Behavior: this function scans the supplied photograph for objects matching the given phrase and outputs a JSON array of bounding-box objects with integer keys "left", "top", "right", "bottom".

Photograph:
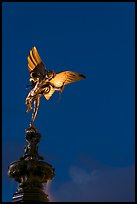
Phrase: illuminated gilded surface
[{"left": 26, "top": 46, "right": 86, "bottom": 127}]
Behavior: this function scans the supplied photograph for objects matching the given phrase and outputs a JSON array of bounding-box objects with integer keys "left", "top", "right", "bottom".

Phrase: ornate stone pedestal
[{"left": 8, "top": 127, "right": 55, "bottom": 202}]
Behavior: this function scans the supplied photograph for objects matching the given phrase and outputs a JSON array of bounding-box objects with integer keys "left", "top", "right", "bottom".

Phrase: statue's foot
[{"left": 29, "top": 122, "right": 38, "bottom": 132}]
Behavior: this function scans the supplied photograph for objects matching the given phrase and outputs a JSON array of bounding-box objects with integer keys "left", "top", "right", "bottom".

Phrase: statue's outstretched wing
[
  {"left": 44, "top": 71, "right": 86, "bottom": 100},
  {"left": 27, "top": 46, "right": 46, "bottom": 82}
]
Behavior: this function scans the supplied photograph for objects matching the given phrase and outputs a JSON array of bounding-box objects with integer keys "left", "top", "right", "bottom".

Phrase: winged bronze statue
[{"left": 25, "top": 46, "right": 86, "bottom": 128}]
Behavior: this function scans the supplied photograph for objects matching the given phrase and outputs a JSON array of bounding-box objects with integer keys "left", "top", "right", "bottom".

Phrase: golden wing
[
  {"left": 50, "top": 71, "right": 86, "bottom": 87},
  {"left": 43, "top": 71, "right": 86, "bottom": 100},
  {"left": 27, "top": 46, "right": 46, "bottom": 81}
]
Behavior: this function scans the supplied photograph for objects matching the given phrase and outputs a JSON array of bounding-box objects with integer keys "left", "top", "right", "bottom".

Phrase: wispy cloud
[
  {"left": 50, "top": 164, "right": 135, "bottom": 202},
  {"left": 69, "top": 166, "right": 98, "bottom": 184}
]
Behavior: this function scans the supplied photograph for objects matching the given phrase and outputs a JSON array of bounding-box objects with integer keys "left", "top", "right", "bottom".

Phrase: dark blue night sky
[{"left": 2, "top": 2, "right": 135, "bottom": 202}]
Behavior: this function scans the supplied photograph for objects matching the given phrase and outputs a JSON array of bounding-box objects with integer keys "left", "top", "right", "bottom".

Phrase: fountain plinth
[{"left": 8, "top": 127, "right": 55, "bottom": 202}]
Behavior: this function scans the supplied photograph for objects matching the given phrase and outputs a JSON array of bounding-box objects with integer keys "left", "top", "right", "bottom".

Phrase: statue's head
[{"left": 47, "top": 70, "right": 56, "bottom": 80}]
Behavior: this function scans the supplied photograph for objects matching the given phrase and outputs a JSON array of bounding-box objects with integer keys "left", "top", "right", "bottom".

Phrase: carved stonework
[
  {"left": 21, "top": 126, "right": 44, "bottom": 161},
  {"left": 8, "top": 127, "right": 55, "bottom": 202}
]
